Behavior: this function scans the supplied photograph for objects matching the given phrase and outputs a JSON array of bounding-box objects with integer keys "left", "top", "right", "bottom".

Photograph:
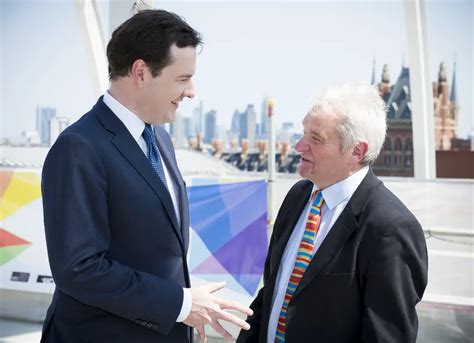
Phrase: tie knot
[
  {"left": 143, "top": 124, "right": 154, "bottom": 143},
  {"left": 312, "top": 190, "right": 324, "bottom": 209}
]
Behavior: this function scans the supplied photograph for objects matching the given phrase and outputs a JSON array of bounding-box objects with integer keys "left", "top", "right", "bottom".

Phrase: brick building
[{"left": 372, "top": 62, "right": 460, "bottom": 177}]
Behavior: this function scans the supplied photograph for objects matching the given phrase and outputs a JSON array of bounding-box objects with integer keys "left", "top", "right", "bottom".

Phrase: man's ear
[
  {"left": 352, "top": 141, "right": 369, "bottom": 163},
  {"left": 130, "top": 59, "right": 148, "bottom": 87}
]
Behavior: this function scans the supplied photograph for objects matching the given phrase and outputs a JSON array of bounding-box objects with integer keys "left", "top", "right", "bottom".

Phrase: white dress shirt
[
  {"left": 267, "top": 166, "right": 369, "bottom": 343},
  {"left": 103, "top": 91, "right": 191, "bottom": 322}
]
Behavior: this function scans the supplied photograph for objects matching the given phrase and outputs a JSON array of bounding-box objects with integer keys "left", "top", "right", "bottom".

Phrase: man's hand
[{"left": 183, "top": 281, "right": 253, "bottom": 342}]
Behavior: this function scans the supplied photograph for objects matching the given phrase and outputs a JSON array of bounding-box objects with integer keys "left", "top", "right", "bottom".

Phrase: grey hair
[{"left": 308, "top": 82, "right": 387, "bottom": 165}]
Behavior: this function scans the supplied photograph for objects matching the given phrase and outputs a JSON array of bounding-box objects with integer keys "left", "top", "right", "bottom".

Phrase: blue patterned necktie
[{"left": 142, "top": 124, "right": 167, "bottom": 187}]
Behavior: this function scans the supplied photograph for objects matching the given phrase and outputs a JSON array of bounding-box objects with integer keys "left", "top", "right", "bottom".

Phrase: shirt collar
[
  {"left": 311, "top": 166, "right": 369, "bottom": 210},
  {"left": 103, "top": 91, "right": 146, "bottom": 143}
]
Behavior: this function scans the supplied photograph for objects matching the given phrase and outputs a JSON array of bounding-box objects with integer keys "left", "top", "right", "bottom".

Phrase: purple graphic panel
[{"left": 188, "top": 180, "right": 268, "bottom": 295}]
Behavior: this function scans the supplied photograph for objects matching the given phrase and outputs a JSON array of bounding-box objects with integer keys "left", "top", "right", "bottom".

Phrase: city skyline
[
  {"left": 1, "top": 61, "right": 466, "bottom": 149},
  {"left": 1, "top": 0, "right": 472, "bottom": 139}
]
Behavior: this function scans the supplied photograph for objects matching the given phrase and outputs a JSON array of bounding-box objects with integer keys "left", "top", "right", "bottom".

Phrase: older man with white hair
[{"left": 238, "top": 82, "right": 428, "bottom": 343}]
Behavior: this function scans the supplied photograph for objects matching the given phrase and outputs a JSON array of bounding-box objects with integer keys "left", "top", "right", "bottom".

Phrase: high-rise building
[
  {"left": 215, "top": 125, "right": 226, "bottom": 141},
  {"left": 370, "top": 59, "right": 376, "bottom": 86},
  {"left": 36, "top": 106, "right": 56, "bottom": 145},
  {"left": 21, "top": 130, "right": 41, "bottom": 146},
  {"left": 193, "top": 101, "right": 204, "bottom": 136},
  {"left": 278, "top": 122, "right": 295, "bottom": 144},
  {"left": 260, "top": 97, "right": 269, "bottom": 138},
  {"left": 204, "top": 110, "right": 217, "bottom": 144},
  {"left": 282, "top": 122, "right": 294, "bottom": 131},
  {"left": 231, "top": 110, "right": 241, "bottom": 134},
  {"left": 183, "top": 117, "right": 194, "bottom": 140},
  {"left": 173, "top": 112, "right": 185, "bottom": 148},
  {"left": 50, "top": 116, "right": 70, "bottom": 146},
  {"left": 239, "top": 104, "right": 256, "bottom": 147}
]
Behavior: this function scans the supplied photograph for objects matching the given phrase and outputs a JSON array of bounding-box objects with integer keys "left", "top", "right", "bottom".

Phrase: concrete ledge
[
  {"left": 424, "top": 228, "right": 474, "bottom": 237},
  {"left": 0, "top": 289, "right": 51, "bottom": 322}
]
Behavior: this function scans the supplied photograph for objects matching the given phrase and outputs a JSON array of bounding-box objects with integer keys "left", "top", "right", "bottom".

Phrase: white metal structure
[
  {"left": 81, "top": 0, "right": 108, "bottom": 93},
  {"left": 267, "top": 99, "right": 276, "bottom": 226},
  {"left": 404, "top": 0, "right": 436, "bottom": 179},
  {"left": 80, "top": 0, "right": 156, "bottom": 93}
]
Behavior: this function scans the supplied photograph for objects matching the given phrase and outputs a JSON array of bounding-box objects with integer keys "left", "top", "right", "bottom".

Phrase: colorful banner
[
  {"left": 188, "top": 180, "right": 268, "bottom": 296},
  {"left": 0, "top": 171, "right": 54, "bottom": 293},
  {"left": 0, "top": 170, "right": 268, "bottom": 300}
]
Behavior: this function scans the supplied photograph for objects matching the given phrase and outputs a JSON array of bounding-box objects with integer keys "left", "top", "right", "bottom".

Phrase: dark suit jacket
[
  {"left": 41, "top": 97, "right": 192, "bottom": 342},
  {"left": 237, "top": 170, "right": 428, "bottom": 343}
]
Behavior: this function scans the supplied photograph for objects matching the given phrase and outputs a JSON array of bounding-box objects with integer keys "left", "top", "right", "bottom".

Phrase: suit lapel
[
  {"left": 263, "top": 180, "right": 313, "bottom": 309},
  {"left": 293, "top": 204, "right": 358, "bottom": 297},
  {"left": 153, "top": 127, "right": 183, "bottom": 189},
  {"left": 93, "top": 98, "right": 183, "bottom": 247},
  {"left": 294, "top": 169, "right": 381, "bottom": 298},
  {"left": 270, "top": 181, "right": 313, "bottom": 277},
  {"left": 153, "top": 126, "right": 189, "bottom": 248},
  {"left": 259, "top": 180, "right": 313, "bottom": 340}
]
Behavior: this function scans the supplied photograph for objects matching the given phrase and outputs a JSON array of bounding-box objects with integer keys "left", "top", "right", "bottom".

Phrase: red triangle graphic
[{"left": 0, "top": 228, "right": 31, "bottom": 247}]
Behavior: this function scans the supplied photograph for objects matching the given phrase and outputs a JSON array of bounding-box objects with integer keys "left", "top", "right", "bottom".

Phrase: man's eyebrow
[
  {"left": 177, "top": 74, "right": 193, "bottom": 79},
  {"left": 310, "top": 130, "right": 326, "bottom": 140},
  {"left": 309, "top": 129, "right": 321, "bottom": 136}
]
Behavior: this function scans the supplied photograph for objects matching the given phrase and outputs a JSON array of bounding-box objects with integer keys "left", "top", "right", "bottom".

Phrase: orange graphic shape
[{"left": 0, "top": 171, "right": 14, "bottom": 199}]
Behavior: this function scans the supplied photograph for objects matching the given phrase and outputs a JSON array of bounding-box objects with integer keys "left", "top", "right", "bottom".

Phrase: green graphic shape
[{"left": 0, "top": 244, "right": 31, "bottom": 266}]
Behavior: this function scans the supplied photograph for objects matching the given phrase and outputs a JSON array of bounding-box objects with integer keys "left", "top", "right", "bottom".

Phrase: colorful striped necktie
[{"left": 275, "top": 190, "right": 324, "bottom": 343}]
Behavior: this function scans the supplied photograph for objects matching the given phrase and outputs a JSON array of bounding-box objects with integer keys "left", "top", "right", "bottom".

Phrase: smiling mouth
[{"left": 301, "top": 156, "right": 313, "bottom": 163}]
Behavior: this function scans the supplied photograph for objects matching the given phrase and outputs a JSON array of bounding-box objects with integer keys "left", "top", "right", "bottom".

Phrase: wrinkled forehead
[
  {"left": 302, "top": 106, "right": 340, "bottom": 127},
  {"left": 302, "top": 110, "right": 343, "bottom": 141}
]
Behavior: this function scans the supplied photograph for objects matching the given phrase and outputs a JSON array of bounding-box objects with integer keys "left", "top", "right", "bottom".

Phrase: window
[{"left": 394, "top": 138, "right": 403, "bottom": 151}]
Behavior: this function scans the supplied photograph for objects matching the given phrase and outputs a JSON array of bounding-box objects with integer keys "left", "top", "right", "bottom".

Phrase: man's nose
[
  {"left": 295, "top": 137, "right": 308, "bottom": 152},
  {"left": 184, "top": 80, "right": 195, "bottom": 99}
]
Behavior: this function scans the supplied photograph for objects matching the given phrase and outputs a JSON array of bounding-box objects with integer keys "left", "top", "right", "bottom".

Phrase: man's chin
[
  {"left": 298, "top": 167, "right": 309, "bottom": 180},
  {"left": 167, "top": 110, "right": 177, "bottom": 122},
  {"left": 298, "top": 168, "right": 318, "bottom": 184},
  {"left": 155, "top": 111, "right": 176, "bottom": 124}
]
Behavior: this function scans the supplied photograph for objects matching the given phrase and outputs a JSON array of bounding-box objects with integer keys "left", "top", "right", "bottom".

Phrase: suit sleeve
[
  {"left": 361, "top": 215, "right": 428, "bottom": 342},
  {"left": 42, "top": 133, "right": 182, "bottom": 334}
]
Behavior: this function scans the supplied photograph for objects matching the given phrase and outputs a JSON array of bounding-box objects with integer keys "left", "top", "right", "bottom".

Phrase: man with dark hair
[
  {"left": 41, "top": 9, "right": 251, "bottom": 343},
  {"left": 237, "top": 83, "right": 428, "bottom": 343}
]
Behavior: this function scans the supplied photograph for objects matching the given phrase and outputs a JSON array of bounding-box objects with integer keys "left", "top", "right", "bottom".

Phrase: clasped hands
[{"left": 183, "top": 281, "right": 253, "bottom": 342}]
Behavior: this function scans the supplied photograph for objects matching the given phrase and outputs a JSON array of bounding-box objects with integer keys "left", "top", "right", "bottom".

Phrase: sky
[{"left": 1, "top": 0, "right": 472, "bottom": 139}]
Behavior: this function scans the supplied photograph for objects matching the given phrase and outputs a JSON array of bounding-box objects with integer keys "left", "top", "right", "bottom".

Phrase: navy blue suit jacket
[{"left": 41, "top": 97, "right": 192, "bottom": 342}]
